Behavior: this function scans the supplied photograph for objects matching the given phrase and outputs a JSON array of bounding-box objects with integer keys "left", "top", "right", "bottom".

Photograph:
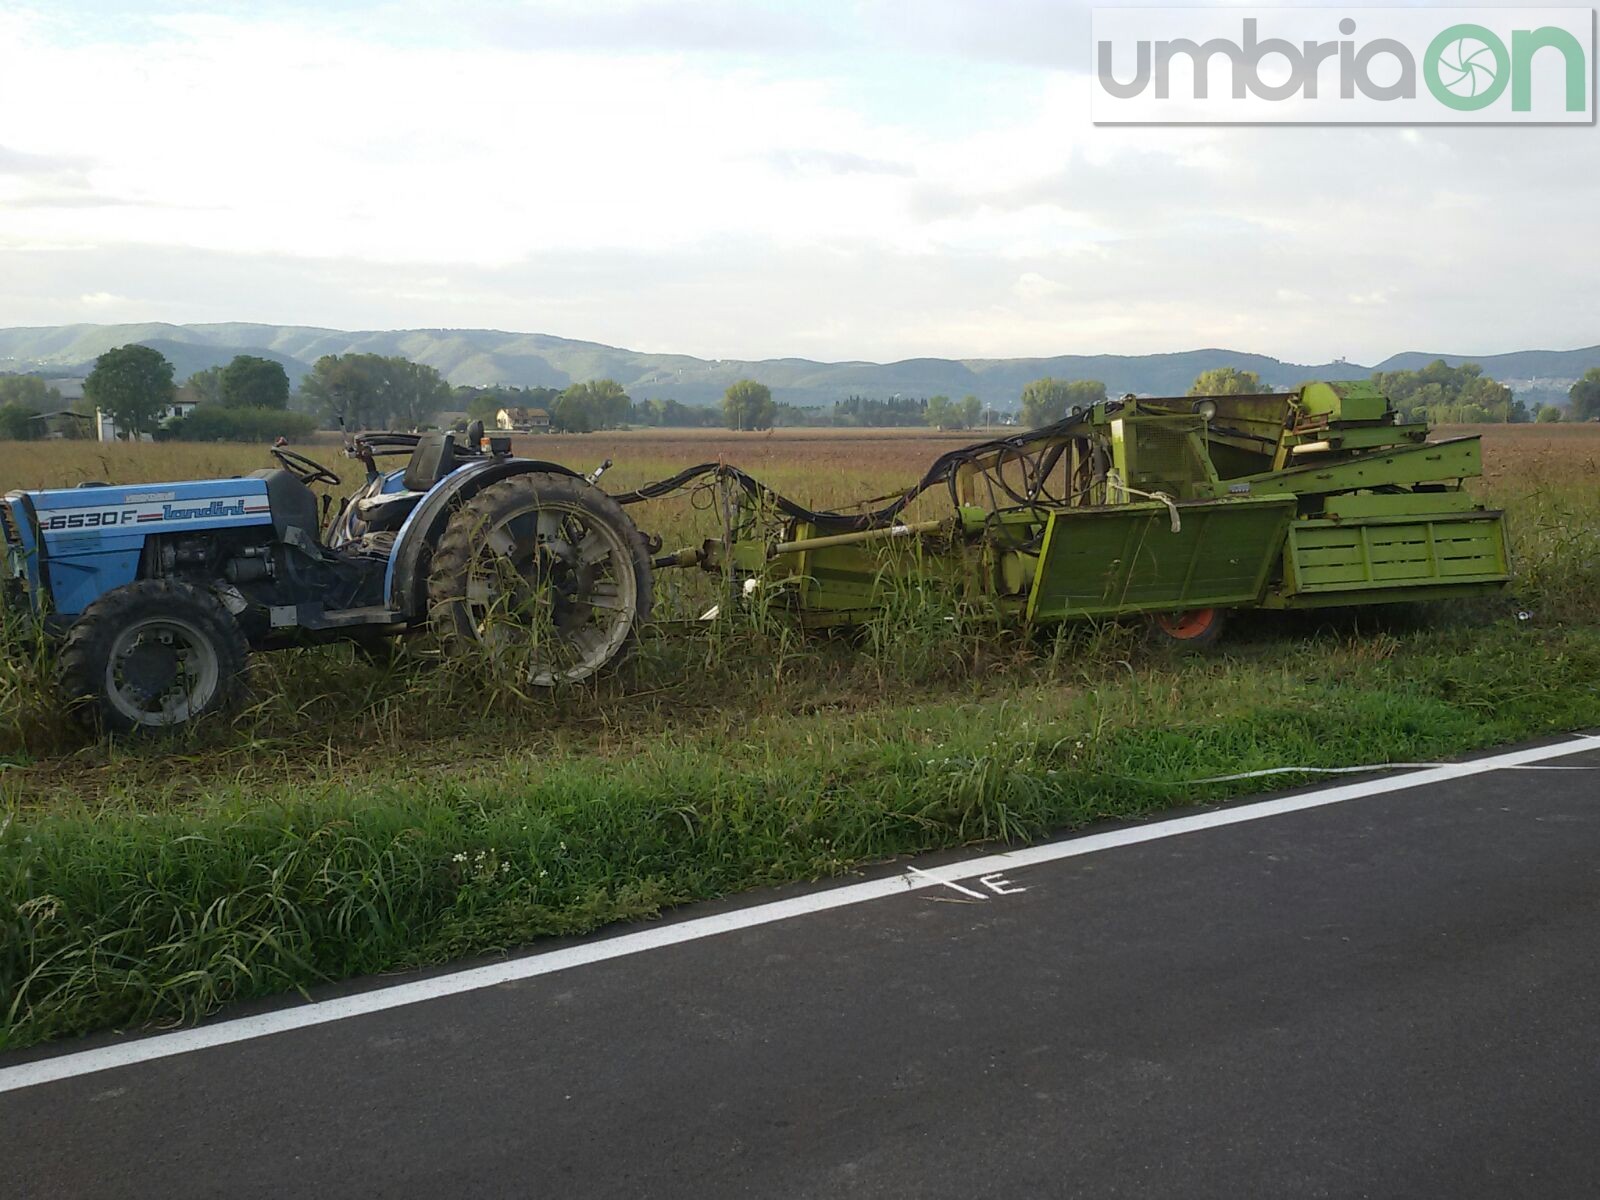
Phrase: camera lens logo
[
  {"left": 1424, "top": 23, "right": 1511, "bottom": 110},
  {"left": 1435, "top": 35, "right": 1497, "bottom": 98}
]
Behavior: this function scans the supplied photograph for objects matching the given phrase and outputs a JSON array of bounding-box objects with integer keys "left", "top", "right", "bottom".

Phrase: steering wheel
[{"left": 271, "top": 447, "right": 343, "bottom": 487}]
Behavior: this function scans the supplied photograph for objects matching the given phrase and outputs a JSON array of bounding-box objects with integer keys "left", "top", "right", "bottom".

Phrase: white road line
[{"left": 3, "top": 732, "right": 1598, "bottom": 1095}]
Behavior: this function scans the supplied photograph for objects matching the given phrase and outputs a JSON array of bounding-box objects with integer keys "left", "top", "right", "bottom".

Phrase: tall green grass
[{"left": 5, "top": 617, "right": 1600, "bottom": 1048}]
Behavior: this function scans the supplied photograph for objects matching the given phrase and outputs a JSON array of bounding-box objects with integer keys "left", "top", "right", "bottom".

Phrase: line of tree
[
  {"left": 635, "top": 396, "right": 723, "bottom": 428},
  {"left": 829, "top": 394, "right": 928, "bottom": 427},
  {"left": 21, "top": 345, "right": 1592, "bottom": 445},
  {"left": 187, "top": 356, "right": 292, "bottom": 409},
  {"left": 1370, "top": 360, "right": 1526, "bottom": 424},
  {"left": 1184, "top": 362, "right": 1537, "bottom": 424},
  {"left": 924, "top": 394, "right": 984, "bottom": 429},
  {"left": 161, "top": 407, "right": 317, "bottom": 442},
  {"left": 451, "top": 383, "right": 728, "bottom": 431},
  {"left": 298, "top": 353, "right": 454, "bottom": 430}
]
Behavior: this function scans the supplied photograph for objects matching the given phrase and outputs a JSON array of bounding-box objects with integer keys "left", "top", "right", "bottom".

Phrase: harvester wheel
[
  {"left": 426, "top": 473, "right": 652, "bottom": 685},
  {"left": 1148, "top": 606, "right": 1228, "bottom": 651},
  {"left": 59, "top": 580, "right": 250, "bottom": 734}
]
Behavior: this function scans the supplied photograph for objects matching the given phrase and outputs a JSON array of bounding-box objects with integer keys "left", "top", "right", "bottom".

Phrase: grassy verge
[{"left": 5, "top": 615, "right": 1600, "bottom": 1050}]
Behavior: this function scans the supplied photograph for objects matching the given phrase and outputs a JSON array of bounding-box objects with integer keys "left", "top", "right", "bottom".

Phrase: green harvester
[{"left": 675, "top": 381, "right": 1511, "bottom": 645}]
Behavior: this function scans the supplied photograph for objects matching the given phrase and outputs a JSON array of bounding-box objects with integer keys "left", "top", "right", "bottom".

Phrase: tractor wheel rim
[
  {"left": 103, "top": 616, "right": 220, "bottom": 726},
  {"left": 1155, "top": 608, "right": 1216, "bottom": 639},
  {"left": 460, "top": 497, "right": 636, "bottom": 685}
]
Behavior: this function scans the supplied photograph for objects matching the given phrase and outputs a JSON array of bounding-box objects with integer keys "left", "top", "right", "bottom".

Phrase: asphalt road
[{"left": 6, "top": 738, "right": 1600, "bottom": 1198}]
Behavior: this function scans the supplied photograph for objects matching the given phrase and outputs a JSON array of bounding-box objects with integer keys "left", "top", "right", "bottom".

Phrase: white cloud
[{"left": 0, "top": 3, "right": 1594, "bottom": 364}]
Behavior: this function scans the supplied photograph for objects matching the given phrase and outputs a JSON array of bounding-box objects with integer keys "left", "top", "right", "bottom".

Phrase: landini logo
[{"left": 1092, "top": 8, "right": 1594, "bottom": 123}]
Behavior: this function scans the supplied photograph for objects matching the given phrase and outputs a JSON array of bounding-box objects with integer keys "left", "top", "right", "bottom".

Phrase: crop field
[{"left": 4, "top": 423, "right": 1600, "bottom": 1049}]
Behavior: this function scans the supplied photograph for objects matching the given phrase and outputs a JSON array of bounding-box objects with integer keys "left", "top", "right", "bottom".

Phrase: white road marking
[
  {"left": 904, "top": 864, "right": 989, "bottom": 899},
  {"left": 1191, "top": 762, "right": 1596, "bottom": 784},
  {"left": 3, "top": 732, "right": 1598, "bottom": 1095},
  {"left": 979, "top": 872, "right": 1027, "bottom": 896}
]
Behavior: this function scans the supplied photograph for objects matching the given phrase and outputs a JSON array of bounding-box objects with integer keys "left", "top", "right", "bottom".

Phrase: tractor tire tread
[
  {"left": 59, "top": 579, "right": 250, "bottom": 734},
  {"left": 426, "top": 472, "right": 652, "bottom": 671}
]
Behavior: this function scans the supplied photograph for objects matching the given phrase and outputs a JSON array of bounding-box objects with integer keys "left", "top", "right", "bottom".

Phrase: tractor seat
[
  {"left": 354, "top": 490, "right": 424, "bottom": 533},
  {"left": 248, "top": 468, "right": 321, "bottom": 543},
  {"left": 402, "top": 432, "right": 458, "bottom": 493}
]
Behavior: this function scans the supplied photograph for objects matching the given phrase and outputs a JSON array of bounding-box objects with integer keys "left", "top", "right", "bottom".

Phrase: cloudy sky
[{"left": 0, "top": 0, "right": 1593, "bottom": 364}]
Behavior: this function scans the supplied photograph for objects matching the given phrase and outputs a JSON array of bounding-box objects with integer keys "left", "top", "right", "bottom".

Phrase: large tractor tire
[
  {"left": 426, "top": 473, "right": 653, "bottom": 686},
  {"left": 59, "top": 580, "right": 250, "bottom": 734}
]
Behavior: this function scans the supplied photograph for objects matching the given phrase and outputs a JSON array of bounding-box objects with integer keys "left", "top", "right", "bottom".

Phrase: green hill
[{"left": 2, "top": 322, "right": 1595, "bottom": 409}]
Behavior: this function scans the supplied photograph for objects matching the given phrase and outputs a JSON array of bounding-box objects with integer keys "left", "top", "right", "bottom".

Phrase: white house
[
  {"left": 97, "top": 400, "right": 198, "bottom": 442},
  {"left": 495, "top": 406, "right": 551, "bottom": 433}
]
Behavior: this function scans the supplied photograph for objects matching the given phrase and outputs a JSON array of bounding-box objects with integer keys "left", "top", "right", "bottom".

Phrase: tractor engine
[{"left": 143, "top": 474, "right": 388, "bottom": 642}]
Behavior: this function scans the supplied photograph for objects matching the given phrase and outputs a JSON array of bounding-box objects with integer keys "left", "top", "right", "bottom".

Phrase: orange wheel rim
[{"left": 1155, "top": 608, "right": 1216, "bottom": 639}]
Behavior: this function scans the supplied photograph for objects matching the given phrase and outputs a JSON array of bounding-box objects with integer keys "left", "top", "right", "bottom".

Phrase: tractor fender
[{"left": 384, "top": 457, "right": 581, "bottom": 618}]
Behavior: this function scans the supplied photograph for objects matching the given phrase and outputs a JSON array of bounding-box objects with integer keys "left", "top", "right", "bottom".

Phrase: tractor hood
[{"left": 10, "top": 478, "right": 274, "bottom": 617}]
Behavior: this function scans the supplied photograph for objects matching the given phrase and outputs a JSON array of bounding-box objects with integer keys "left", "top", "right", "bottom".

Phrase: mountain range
[{"left": 1, "top": 322, "right": 1594, "bottom": 408}]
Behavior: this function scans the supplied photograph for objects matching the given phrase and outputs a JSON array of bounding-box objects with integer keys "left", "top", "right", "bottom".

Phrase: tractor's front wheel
[
  {"left": 426, "top": 473, "right": 652, "bottom": 685},
  {"left": 59, "top": 580, "right": 250, "bottom": 733}
]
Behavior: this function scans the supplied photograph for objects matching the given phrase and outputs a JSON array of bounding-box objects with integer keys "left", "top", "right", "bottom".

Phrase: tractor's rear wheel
[
  {"left": 426, "top": 473, "right": 652, "bottom": 685},
  {"left": 1147, "top": 606, "right": 1229, "bottom": 651},
  {"left": 59, "top": 580, "right": 250, "bottom": 733}
]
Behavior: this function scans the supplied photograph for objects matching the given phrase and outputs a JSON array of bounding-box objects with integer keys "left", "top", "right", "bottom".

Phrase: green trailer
[{"left": 646, "top": 381, "right": 1511, "bottom": 644}]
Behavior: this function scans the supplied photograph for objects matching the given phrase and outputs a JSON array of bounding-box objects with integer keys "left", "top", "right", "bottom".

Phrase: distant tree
[
  {"left": 1189, "top": 367, "right": 1266, "bottom": 396},
  {"left": 724, "top": 379, "right": 776, "bottom": 430},
  {"left": 298, "top": 353, "right": 447, "bottom": 429},
  {"left": 1570, "top": 368, "right": 1600, "bottom": 421},
  {"left": 1374, "top": 360, "right": 1519, "bottom": 424},
  {"left": 829, "top": 394, "right": 926, "bottom": 427},
  {"left": 464, "top": 390, "right": 503, "bottom": 423},
  {"left": 84, "top": 344, "right": 175, "bottom": 439},
  {"left": 551, "top": 390, "right": 593, "bottom": 433},
  {"left": 551, "top": 379, "right": 631, "bottom": 432},
  {"left": 1020, "top": 378, "right": 1107, "bottom": 428},
  {"left": 923, "top": 394, "right": 984, "bottom": 429},
  {"left": 1535, "top": 403, "right": 1565, "bottom": 423},
  {"left": 0, "top": 402, "right": 39, "bottom": 440},
  {"left": 0, "top": 374, "right": 62, "bottom": 411},
  {"left": 388, "top": 359, "right": 452, "bottom": 429},
  {"left": 219, "top": 355, "right": 290, "bottom": 410},
  {"left": 581, "top": 379, "right": 633, "bottom": 428},
  {"left": 186, "top": 365, "right": 224, "bottom": 405},
  {"left": 635, "top": 396, "right": 720, "bottom": 427},
  {"left": 300, "top": 354, "right": 381, "bottom": 428}
]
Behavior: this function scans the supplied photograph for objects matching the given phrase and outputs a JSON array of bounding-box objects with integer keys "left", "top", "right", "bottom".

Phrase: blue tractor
[{"left": 1, "top": 428, "right": 653, "bottom": 732}]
